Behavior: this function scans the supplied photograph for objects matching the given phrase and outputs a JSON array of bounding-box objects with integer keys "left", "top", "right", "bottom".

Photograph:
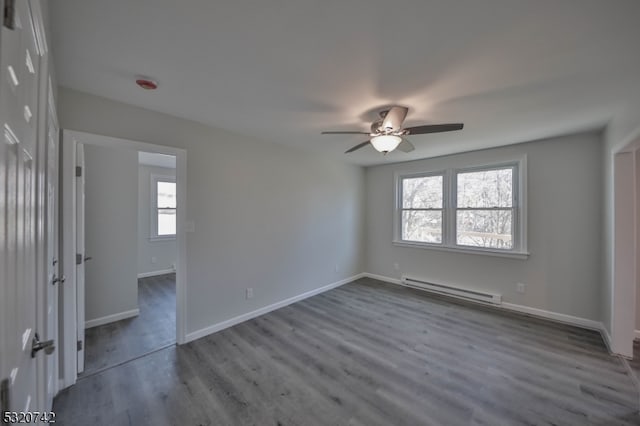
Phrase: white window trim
[
  {"left": 150, "top": 173, "right": 176, "bottom": 241},
  {"left": 393, "top": 156, "right": 529, "bottom": 259},
  {"left": 394, "top": 169, "right": 447, "bottom": 245}
]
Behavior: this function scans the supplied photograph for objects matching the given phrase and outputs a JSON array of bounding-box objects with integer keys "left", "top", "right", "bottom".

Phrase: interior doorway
[
  {"left": 60, "top": 131, "right": 187, "bottom": 387},
  {"left": 81, "top": 149, "right": 178, "bottom": 375}
]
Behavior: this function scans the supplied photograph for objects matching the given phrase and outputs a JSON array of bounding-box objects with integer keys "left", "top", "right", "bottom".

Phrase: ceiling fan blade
[
  {"left": 382, "top": 106, "right": 409, "bottom": 131},
  {"left": 396, "top": 138, "right": 415, "bottom": 153},
  {"left": 345, "top": 141, "right": 371, "bottom": 153},
  {"left": 404, "top": 123, "right": 464, "bottom": 135},
  {"left": 322, "top": 131, "right": 370, "bottom": 135}
]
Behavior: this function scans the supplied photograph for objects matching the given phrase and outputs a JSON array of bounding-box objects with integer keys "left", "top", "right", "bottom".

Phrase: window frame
[
  {"left": 150, "top": 173, "right": 177, "bottom": 241},
  {"left": 395, "top": 170, "right": 447, "bottom": 246},
  {"left": 393, "top": 157, "right": 528, "bottom": 259}
]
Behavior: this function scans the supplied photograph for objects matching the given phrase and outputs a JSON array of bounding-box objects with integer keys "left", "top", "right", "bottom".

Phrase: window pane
[
  {"left": 158, "top": 209, "right": 176, "bottom": 235},
  {"left": 456, "top": 210, "right": 513, "bottom": 249},
  {"left": 402, "top": 175, "right": 442, "bottom": 209},
  {"left": 457, "top": 168, "right": 512, "bottom": 208},
  {"left": 402, "top": 210, "right": 442, "bottom": 243},
  {"left": 157, "top": 181, "right": 176, "bottom": 208}
]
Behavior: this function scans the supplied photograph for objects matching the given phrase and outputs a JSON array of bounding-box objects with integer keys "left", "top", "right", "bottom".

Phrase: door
[
  {"left": 76, "top": 143, "right": 86, "bottom": 374},
  {"left": 41, "top": 83, "right": 59, "bottom": 408},
  {"left": 0, "top": 0, "right": 44, "bottom": 413},
  {"left": 60, "top": 132, "right": 87, "bottom": 386}
]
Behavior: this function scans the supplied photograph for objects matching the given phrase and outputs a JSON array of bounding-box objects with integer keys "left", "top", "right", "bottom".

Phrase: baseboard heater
[{"left": 400, "top": 276, "right": 502, "bottom": 305}]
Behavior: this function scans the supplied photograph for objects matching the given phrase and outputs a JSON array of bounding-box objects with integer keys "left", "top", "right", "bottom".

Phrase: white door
[
  {"left": 75, "top": 143, "right": 86, "bottom": 374},
  {"left": 33, "top": 102, "right": 59, "bottom": 408},
  {"left": 0, "top": 0, "right": 45, "bottom": 414},
  {"left": 41, "top": 83, "right": 59, "bottom": 408}
]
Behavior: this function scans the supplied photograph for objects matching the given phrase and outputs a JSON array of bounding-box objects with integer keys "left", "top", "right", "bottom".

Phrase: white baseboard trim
[
  {"left": 185, "top": 273, "right": 366, "bottom": 343},
  {"left": 362, "top": 272, "right": 402, "bottom": 285},
  {"left": 500, "top": 303, "right": 603, "bottom": 331},
  {"left": 85, "top": 308, "right": 140, "bottom": 329},
  {"left": 138, "top": 269, "right": 175, "bottom": 279},
  {"left": 364, "top": 271, "right": 606, "bottom": 332}
]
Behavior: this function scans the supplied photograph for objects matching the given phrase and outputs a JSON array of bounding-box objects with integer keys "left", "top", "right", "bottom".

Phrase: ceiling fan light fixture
[
  {"left": 321, "top": 105, "right": 463, "bottom": 154},
  {"left": 370, "top": 135, "right": 401, "bottom": 153}
]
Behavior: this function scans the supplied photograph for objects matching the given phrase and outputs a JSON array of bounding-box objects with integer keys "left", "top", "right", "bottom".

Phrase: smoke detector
[{"left": 135, "top": 77, "right": 158, "bottom": 90}]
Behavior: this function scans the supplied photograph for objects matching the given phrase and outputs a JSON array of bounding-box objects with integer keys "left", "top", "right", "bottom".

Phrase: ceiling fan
[{"left": 322, "top": 106, "right": 464, "bottom": 154}]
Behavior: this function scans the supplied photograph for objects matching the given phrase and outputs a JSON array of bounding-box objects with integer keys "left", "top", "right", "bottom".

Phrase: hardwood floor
[
  {"left": 82, "top": 273, "right": 176, "bottom": 376},
  {"left": 55, "top": 278, "right": 639, "bottom": 425}
]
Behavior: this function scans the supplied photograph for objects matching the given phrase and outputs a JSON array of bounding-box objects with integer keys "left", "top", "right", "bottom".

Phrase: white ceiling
[
  {"left": 138, "top": 152, "right": 176, "bottom": 169},
  {"left": 51, "top": 0, "right": 640, "bottom": 166}
]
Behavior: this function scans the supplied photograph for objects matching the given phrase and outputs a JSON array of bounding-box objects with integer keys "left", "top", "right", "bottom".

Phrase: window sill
[
  {"left": 149, "top": 235, "right": 176, "bottom": 242},
  {"left": 392, "top": 240, "right": 530, "bottom": 260}
]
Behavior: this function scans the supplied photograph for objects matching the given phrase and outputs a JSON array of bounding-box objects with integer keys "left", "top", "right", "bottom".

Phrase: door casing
[{"left": 59, "top": 130, "right": 187, "bottom": 388}]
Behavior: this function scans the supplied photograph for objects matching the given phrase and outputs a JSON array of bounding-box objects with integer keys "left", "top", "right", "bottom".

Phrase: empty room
[{"left": 1, "top": 1, "right": 640, "bottom": 425}]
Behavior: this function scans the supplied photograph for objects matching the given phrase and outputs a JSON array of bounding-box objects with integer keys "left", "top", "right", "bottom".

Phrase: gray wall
[
  {"left": 58, "top": 87, "right": 365, "bottom": 335},
  {"left": 138, "top": 164, "right": 177, "bottom": 275},
  {"left": 365, "top": 132, "right": 603, "bottom": 321},
  {"left": 84, "top": 144, "right": 139, "bottom": 322}
]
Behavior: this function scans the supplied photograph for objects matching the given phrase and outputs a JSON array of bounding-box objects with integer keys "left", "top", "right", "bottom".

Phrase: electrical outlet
[
  {"left": 516, "top": 282, "right": 526, "bottom": 294},
  {"left": 246, "top": 288, "right": 254, "bottom": 299},
  {"left": 393, "top": 263, "right": 399, "bottom": 271},
  {"left": 151, "top": 257, "right": 157, "bottom": 264}
]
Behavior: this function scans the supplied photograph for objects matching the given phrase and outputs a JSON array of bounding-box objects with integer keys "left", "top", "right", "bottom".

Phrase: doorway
[
  {"left": 81, "top": 150, "right": 178, "bottom": 375},
  {"left": 59, "top": 131, "right": 187, "bottom": 386}
]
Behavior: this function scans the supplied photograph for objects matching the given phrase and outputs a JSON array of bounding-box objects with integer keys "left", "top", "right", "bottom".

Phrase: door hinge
[
  {"left": 77, "top": 340, "right": 83, "bottom": 351},
  {"left": 76, "top": 253, "right": 82, "bottom": 265},
  {"left": 3, "top": 0, "right": 16, "bottom": 30},
  {"left": 75, "top": 166, "right": 82, "bottom": 177},
  {"left": 1, "top": 378, "right": 10, "bottom": 415}
]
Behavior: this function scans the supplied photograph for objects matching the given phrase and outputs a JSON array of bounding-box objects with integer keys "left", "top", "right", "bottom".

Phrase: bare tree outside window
[
  {"left": 396, "top": 162, "right": 522, "bottom": 254},
  {"left": 456, "top": 168, "right": 513, "bottom": 249},
  {"left": 401, "top": 175, "right": 443, "bottom": 243}
]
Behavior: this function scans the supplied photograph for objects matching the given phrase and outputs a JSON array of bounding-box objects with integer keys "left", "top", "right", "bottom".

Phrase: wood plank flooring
[
  {"left": 55, "top": 278, "right": 640, "bottom": 425},
  {"left": 82, "top": 273, "right": 176, "bottom": 376}
]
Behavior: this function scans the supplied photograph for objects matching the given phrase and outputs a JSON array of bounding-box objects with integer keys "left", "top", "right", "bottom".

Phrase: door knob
[
  {"left": 31, "top": 333, "right": 55, "bottom": 358},
  {"left": 52, "top": 275, "right": 66, "bottom": 285},
  {"left": 84, "top": 256, "right": 93, "bottom": 262}
]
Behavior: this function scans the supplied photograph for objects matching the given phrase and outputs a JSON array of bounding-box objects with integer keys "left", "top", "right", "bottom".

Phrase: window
[
  {"left": 395, "top": 159, "right": 527, "bottom": 258},
  {"left": 151, "top": 175, "right": 176, "bottom": 239},
  {"left": 456, "top": 167, "right": 514, "bottom": 250},
  {"left": 400, "top": 173, "right": 444, "bottom": 244}
]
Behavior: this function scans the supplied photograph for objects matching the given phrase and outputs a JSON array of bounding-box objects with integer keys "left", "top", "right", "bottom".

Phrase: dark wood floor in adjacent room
[
  {"left": 82, "top": 273, "right": 176, "bottom": 376},
  {"left": 54, "top": 278, "right": 639, "bottom": 425}
]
